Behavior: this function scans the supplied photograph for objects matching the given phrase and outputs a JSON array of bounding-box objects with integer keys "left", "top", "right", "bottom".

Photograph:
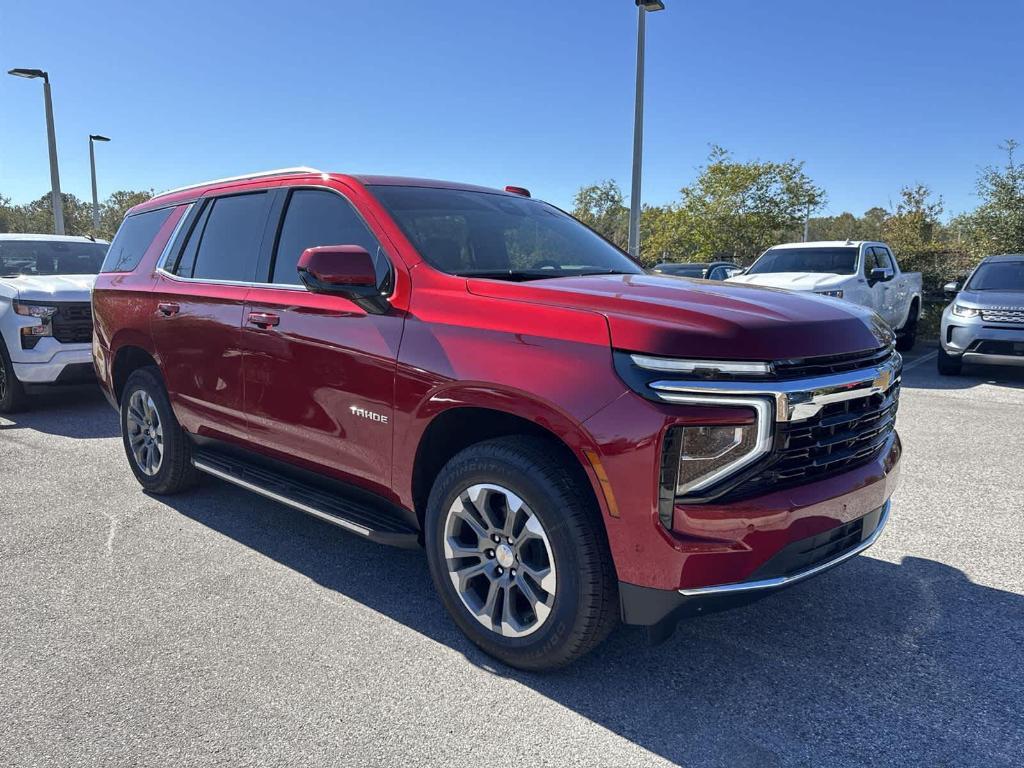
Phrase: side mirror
[
  {"left": 868, "top": 266, "right": 894, "bottom": 285},
  {"left": 725, "top": 267, "right": 744, "bottom": 278},
  {"left": 297, "top": 245, "right": 389, "bottom": 314},
  {"left": 943, "top": 280, "right": 960, "bottom": 299}
]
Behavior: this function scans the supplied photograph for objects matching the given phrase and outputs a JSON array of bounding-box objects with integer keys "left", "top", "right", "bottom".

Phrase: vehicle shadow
[
  {"left": 162, "top": 481, "right": 1024, "bottom": 767},
  {"left": 0, "top": 386, "right": 119, "bottom": 439}
]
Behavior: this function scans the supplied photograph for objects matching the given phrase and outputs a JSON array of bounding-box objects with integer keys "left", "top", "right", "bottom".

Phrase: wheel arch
[
  {"left": 406, "top": 395, "right": 614, "bottom": 534},
  {"left": 110, "top": 343, "right": 160, "bottom": 404}
]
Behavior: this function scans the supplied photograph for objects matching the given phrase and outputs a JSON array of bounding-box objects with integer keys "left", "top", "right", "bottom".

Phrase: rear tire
[
  {"left": 0, "top": 339, "right": 28, "bottom": 414},
  {"left": 937, "top": 347, "right": 962, "bottom": 376},
  {"left": 120, "top": 367, "right": 199, "bottom": 494},
  {"left": 895, "top": 302, "right": 919, "bottom": 352},
  {"left": 424, "top": 436, "right": 618, "bottom": 670}
]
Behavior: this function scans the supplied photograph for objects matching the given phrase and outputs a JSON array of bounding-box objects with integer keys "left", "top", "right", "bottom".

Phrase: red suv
[{"left": 93, "top": 168, "right": 902, "bottom": 670}]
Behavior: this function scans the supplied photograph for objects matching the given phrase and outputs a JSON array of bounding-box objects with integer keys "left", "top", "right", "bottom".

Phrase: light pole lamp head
[
  {"left": 636, "top": 0, "right": 666, "bottom": 10},
  {"left": 90, "top": 134, "right": 111, "bottom": 143},
  {"left": 8, "top": 67, "right": 48, "bottom": 81}
]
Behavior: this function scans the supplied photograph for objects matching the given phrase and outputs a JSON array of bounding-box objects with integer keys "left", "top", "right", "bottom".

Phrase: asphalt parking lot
[{"left": 2, "top": 343, "right": 1022, "bottom": 768}]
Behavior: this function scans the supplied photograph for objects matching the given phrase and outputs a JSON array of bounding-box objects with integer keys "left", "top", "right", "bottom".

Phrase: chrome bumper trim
[
  {"left": 650, "top": 354, "right": 902, "bottom": 422},
  {"left": 677, "top": 500, "right": 891, "bottom": 597}
]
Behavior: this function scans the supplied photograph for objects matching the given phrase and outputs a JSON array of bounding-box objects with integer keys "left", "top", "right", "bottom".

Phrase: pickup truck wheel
[
  {"left": 895, "top": 304, "right": 919, "bottom": 351},
  {"left": 425, "top": 436, "right": 618, "bottom": 671},
  {"left": 120, "top": 367, "right": 199, "bottom": 494},
  {"left": 937, "top": 347, "right": 962, "bottom": 376},
  {"left": 0, "top": 339, "right": 28, "bottom": 414}
]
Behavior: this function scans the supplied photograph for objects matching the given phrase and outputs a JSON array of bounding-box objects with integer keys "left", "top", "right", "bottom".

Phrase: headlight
[
  {"left": 13, "top": 301, "right": 58, "bottom": 319},
  {"left": 951, "top": 303, "right": 979, "bottom": 318},
  {"left": 815, "top": 290, "right": 844, "bottom": 299},
  {"left": 677, "top": 423, "right": 762, "bottom": 493},
  {"left": 658, "top": 397, "right": 773, "bottom": 525}
]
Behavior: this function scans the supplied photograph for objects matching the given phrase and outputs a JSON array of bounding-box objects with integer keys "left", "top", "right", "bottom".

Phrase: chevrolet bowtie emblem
[{"left": 873, "top": 369, "right": 892, "bottom": 390}]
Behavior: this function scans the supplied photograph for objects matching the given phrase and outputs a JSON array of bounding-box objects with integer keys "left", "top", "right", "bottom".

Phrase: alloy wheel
[
  {"left": 0, "top": 360, "right": 7, "bottom": 403},
  {"left": 126, "top": 389, "right": 164, "bottom": 476},
  {"left": 443, "top": 483, "right": 557, "bottom": 638}
]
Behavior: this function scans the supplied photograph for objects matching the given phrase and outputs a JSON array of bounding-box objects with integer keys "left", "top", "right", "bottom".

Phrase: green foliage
[
  {"left": 0, "top": 189, "right": 153, "bottom": 241},
  {"left": 675, "top": 146, "right": 826, "bottom": 263},
  {"left": 950, "top": 140, "right": 1024, "bottom": 259},
  {"left": 571, "top": 180, "right": 630, "bottom": 251}
]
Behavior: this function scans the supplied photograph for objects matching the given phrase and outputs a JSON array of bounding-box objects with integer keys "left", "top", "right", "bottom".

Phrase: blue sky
[{"left": 1, "top": 0, "right": 1021, "bottom": 218}]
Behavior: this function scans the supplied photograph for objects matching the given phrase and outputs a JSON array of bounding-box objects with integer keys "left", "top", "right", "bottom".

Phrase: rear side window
[
  {"left": 178, "top": 193, "right": 269, "bottom": 282},
  {"left": 100, "top": 207, "right": 173, "bottom": 273},
  {"left": 270, "top": 189, "right": 387, "bottom": 286}
]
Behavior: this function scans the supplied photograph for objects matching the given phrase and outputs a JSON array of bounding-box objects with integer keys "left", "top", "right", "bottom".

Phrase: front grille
[
  {"left": 772, "top": 345, "right": 893, "bottom": 379},
  {"left": 980, "top": 309, "right": 1024, "bottom": 324},
  {"left": 970, "top": 340, "right": 1024, "bottom": 357},
  {"left": 51, "top": 302, "right": 93, "bottom": 344},
  {"left": 716, "top": 377, "right": 900, "bottom": 502}
]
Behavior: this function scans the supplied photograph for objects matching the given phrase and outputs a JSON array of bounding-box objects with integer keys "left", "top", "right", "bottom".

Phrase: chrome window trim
[
  {"left": 650, "top": 353, "right": 901, "bottom": 423},
  {"left": 678, "top": 500, "right": 891, "bottom": 597},
  {"left": 154, "top": 266, "right": 307, "bottom": 291},
  {"left": 670, "top": 395, "right": 774, "bottom": 494}
]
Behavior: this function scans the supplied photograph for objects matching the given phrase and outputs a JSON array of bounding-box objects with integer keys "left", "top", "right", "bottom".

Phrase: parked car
[
  {"left": 727, "top": 241, "right": 923, "bottom": 350},
  {"left": 0, "top": 233, "right": 108, "bottom": 412},
  {"left": 938, "top": 254, "right": 1024, "bottom": 375},
  {"left": 652, "top": 260, "right": 741, "bottom": 280},
  {"left": 93, "top": 168, "right": 902, "bottom": 670}
]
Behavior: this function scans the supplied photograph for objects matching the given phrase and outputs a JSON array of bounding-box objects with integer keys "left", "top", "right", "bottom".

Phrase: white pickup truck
[
  {"left": 0, "top": 234, "right": 108, "bottom": 412},
  {"left": 728, "top": 240, "right": 923, "bottom": 350}
]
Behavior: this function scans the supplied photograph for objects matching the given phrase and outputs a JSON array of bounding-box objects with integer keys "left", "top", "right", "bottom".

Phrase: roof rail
[{"left": 158, "top": 166, "right": 324, "bottom": 197}]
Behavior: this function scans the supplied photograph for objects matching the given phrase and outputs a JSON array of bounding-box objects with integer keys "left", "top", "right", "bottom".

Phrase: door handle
[
  {"left": 157, "top": 302, "right": 180, "bottom": 317},
  {"left": 247, "top": 311, "right": 280, "bottom": 328}
]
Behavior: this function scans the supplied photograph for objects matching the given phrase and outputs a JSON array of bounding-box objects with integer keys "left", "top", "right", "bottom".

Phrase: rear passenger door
[
  {"left": 151, "top": 189, "right": 275, "bottom": 444},
  {"left": 241, "top": 185, "right": 403, "bottom": 495}
]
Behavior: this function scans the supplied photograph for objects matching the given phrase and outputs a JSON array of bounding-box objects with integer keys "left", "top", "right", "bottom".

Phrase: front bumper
[
  {"left": 941, "top": 308, "right": 1024, "bottom": 366},
  {"left": 11, "top": 343, "right": 94, "bottom": 384},
  {"left": 620, "top": 500, "right": 890, "bottom": 629}
]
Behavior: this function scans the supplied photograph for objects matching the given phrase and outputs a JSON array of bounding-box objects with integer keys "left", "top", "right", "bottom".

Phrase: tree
[
  {"left": 571, "top": 180, "right": 630, "bottom": 251},
  {"left": 675, "top": 146, "right": 826, "bottom": 262},
  {"left": 883, "top": 184, "right": 944, "bottom": 255},
  {"left": 99, "top": 190, "right": 153, "bottom": 240},
  {"left": 952, "top": 139, "right": 1024, "bottom": 258}
]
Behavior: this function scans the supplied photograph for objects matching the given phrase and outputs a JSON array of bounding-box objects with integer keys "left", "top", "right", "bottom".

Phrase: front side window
[
  {"left": 966, "top": 260, "right": 1024, "bottom": 291},
  {"left": 0, "top": 239, "right": 108, "bottom": 277},
  {"left": 270, "top": 189, "right": 388, "bottom": 286},
  {"left": 369, "top": 185, "right": 643, "bottom": 280},
  {"left": 748, "top": 247, "right": 859, "bottom": 276},
  {"left": 101, "top": 207, "right": 174, "bottom": 273},
  {"left": 177, "top": 193, "right": 269, "bottom": 282}
]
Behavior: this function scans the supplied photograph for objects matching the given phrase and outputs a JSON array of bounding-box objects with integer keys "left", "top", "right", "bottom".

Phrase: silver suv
[{"left": 939, "top": 254, "right": 1024, "bottom": 375}]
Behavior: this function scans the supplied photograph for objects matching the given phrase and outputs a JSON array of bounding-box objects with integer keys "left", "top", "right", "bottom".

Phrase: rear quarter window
[{"left": 101, "top": 207, "right": 175, "bottom": 273}]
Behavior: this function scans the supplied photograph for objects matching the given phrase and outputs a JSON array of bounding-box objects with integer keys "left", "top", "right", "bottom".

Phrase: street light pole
[
  {"left": 8, "top": 68, "right": 65, "bottom": 235},
  {"left": 89, "top": 134, "right": 111, "bottom": 231},
  {"left": 628, "top": 1, "right": 665, "bottom": 259}
]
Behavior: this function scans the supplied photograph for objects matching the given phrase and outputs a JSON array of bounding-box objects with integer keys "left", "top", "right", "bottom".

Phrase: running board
[{"left": 192, "top": 449, "right": 419, "bottom": 548}]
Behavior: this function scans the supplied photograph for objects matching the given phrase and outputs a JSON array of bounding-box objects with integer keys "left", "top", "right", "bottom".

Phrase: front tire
[
  {"left": 0, "top": 339, "right": 28, "bottom": 414},
  {"left": 120, "top": 367, "right": 199, "bottom": 494},
  {"left": 425, "top": 436, "right": 618, "bottom": 671},
  {"left": 937, "top": 347, "right": 962, "bottom": 376}
]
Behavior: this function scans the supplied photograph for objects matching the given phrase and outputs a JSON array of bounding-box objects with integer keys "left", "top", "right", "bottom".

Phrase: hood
[
  {"left": 726, "top": 272, "right": 848, "bottom": 291},
  {"left": 0, "top": 274, "right": 96, "bottom": 303},
  {"left": 466, "top": 273, "right": 891, "bottom": 360},
  {"left": 953, "top": 290, "right": 1024, "bottom": 309}
]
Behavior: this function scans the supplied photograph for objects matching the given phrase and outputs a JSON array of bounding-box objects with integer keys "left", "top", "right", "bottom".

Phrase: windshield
[
  {"left": 748, "top": 247, "right": 858, "bottom": 275},
  {"left": 966, "top": 260, "right": 1024, "bottom": 291},
  {"left": 0, "top": 240, "right": 108, "bottom": 278},
  {"left": 369, "top": 185, "right": 643, "bottom": 280}
]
